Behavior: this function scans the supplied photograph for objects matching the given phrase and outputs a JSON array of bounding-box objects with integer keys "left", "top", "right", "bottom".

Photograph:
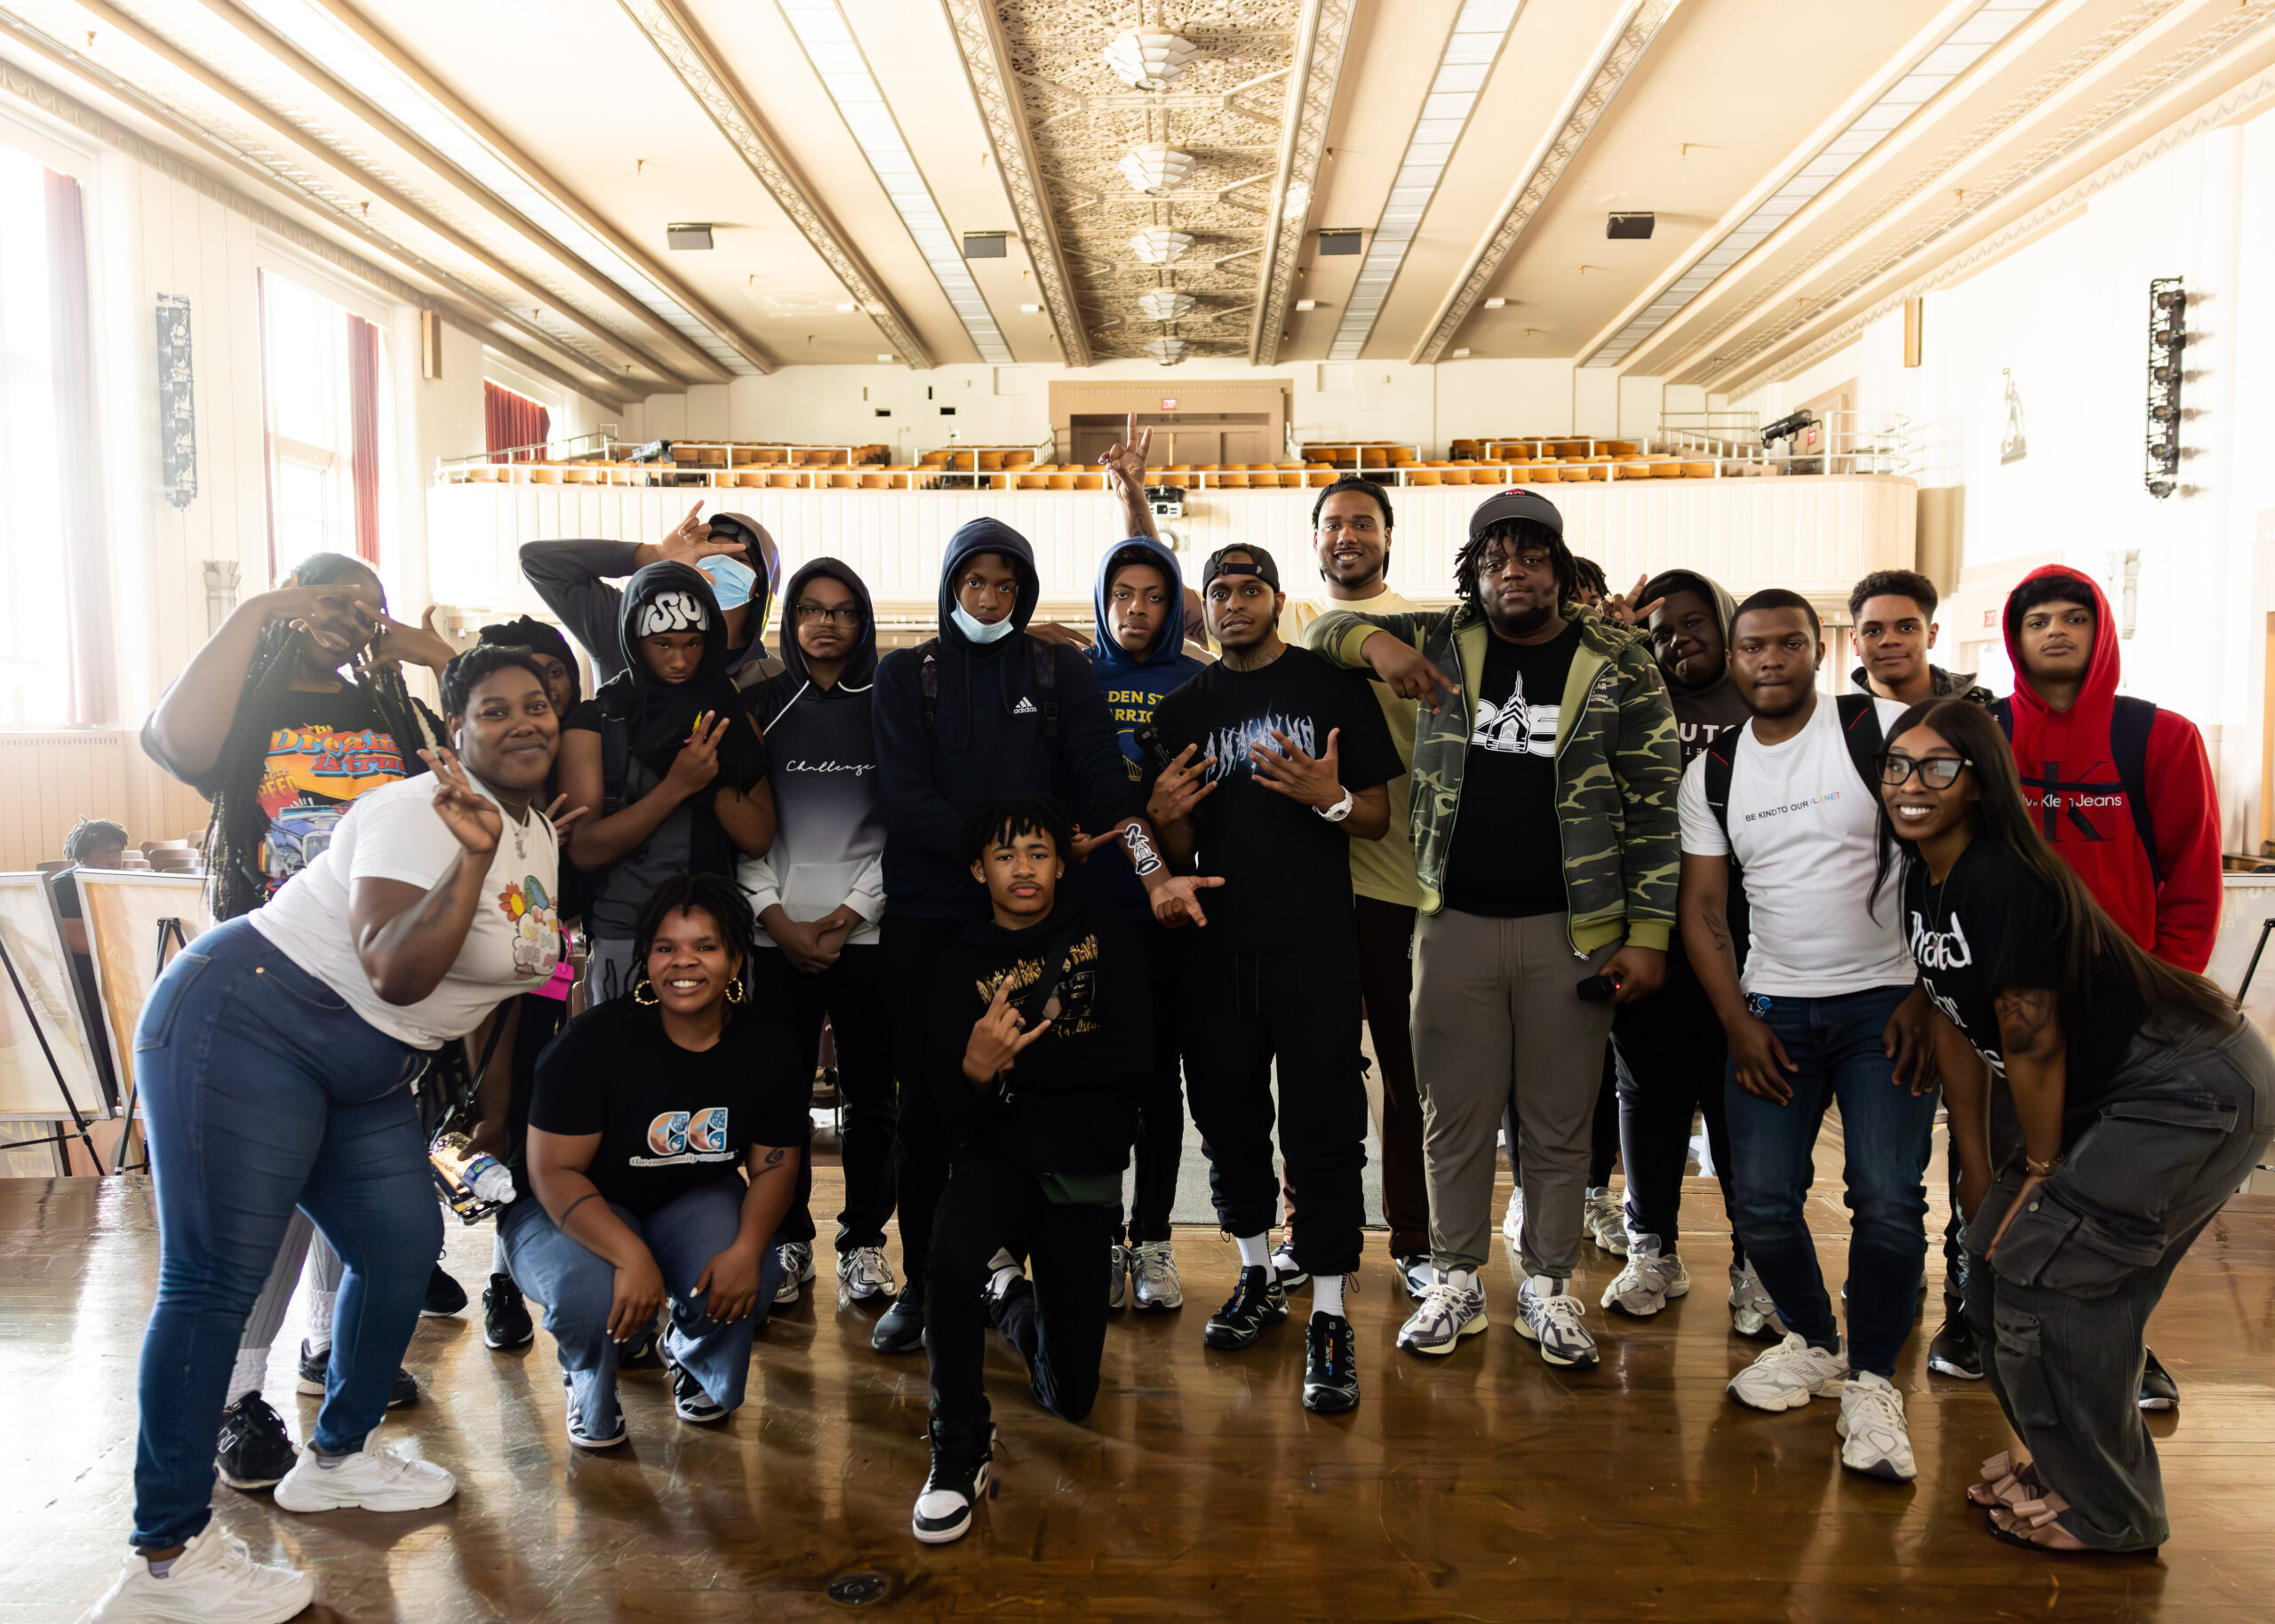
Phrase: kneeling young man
[{"left": 916, "top": 797, "right": 1152, "bottom": 1545}]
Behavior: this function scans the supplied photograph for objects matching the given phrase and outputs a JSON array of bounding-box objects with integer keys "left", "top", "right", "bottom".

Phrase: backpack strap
[
  {"left": 1835, "top": 692, "right": 1885, "bottom": 792},
  {"left": 2111, "top": 695, "right": 2161, "bottom": 887},
  {"left": 1028, "top": 634, "right": 1059, "bottom": 740},
  {"left": 599, "top": 714, "right": 630, "bottom": 816},
  {"left": 916, "top": 637, "right": 942, "bottom": 731},
  {"left": 1990, "top": 695, "right": 2014, "bottom": 741},
  {"left": 1703, "top": 733, "right": 1738, "bottom": 851}
]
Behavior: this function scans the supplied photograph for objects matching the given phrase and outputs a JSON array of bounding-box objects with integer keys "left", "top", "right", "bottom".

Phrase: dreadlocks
[
  {"left": 1452, "top": 518, "right": 1577, "bottom": 607},
  {"left": 203, "top": 552, "right": 442, "bottom": 921}
]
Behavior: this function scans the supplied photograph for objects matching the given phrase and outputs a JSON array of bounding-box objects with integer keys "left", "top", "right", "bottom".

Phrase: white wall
[{"left": 1733, "top": 105, "right": 2275, "bottom": 851}]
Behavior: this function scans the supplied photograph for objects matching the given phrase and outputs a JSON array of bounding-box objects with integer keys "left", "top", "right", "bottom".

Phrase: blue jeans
[
  {"left": 131, "top": 918, "right": 439, "bottom": 1549},
  {"left": 1723, "top": 984, "right": 1936, "bottom": 1379},
  {"left": 499, "top": 1176, "right": 778, "bottom": 1424}
]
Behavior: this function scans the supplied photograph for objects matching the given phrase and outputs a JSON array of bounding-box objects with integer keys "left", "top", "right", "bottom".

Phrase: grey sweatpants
[
  {"left": 1412, "top": 908, "right": 1616, "bottom": 1278},
  {"left": 240, "top": 1209, "right": 344, "bottom": 1355},
  {"left": 1965, "top": 1015, "right": 2275, "bottom": 1552}
]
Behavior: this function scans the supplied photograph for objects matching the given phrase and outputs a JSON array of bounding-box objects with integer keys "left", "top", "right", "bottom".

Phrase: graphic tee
[
  {"left": 250, "top": 773, "right": 563, "bottom": 1048},
  {"left": 1284, "top": 589, "right": 1425, "bottom": 908},
  {"left": 1147, "top": 646, "right": 1402, "bottom": 955},
  {"left": 523, "top": 999, "right": 807, "bottom": 1217},
  {"left": 1677, "top": 695, "right": 1912, "bottom": 997},
  {"left": 1441, "top": 622, "right": 1578, "bottom": 918},
  {"left": 1904, "top": 840, "right": 2143, "bottom": 1142}
]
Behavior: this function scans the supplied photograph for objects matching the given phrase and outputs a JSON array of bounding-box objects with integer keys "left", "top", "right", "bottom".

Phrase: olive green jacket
[{"left": 1305, "top": 602, "right": 1682, "bottom": 953}]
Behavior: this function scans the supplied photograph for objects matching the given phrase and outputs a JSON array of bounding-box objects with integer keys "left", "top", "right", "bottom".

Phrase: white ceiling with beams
[{"left": 1, "top": 0, "right": 2270, "bottom": 402}]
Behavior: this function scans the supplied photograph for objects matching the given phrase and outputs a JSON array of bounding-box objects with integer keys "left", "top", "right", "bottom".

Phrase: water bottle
[{"left": 430, "top": 1130, "right": 517, "bottom": 1222}]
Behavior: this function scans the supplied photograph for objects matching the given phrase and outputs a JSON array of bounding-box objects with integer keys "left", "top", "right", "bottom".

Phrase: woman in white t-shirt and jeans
[{"left": 94, "top": 647, "right": 571, "bottom": 1624}]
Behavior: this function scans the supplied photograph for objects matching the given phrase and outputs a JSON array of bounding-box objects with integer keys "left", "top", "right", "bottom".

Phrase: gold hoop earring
[
  {"left": 726, "top": 975, "right": 745, "bottom": 1005},
  {"left": 633, "top": 974, "right": 659, "bottom": 1007}
]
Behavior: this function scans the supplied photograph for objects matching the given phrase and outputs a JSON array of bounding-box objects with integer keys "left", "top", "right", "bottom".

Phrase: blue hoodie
[
  {"left": 1083, "top": 536, "right": 1207, "bottom": 919},
  {"left": 874, "top": 518, "right": 1143, "bottom": 919}
]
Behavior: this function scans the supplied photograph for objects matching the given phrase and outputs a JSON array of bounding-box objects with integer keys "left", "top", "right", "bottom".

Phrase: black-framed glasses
[
  {"left": 1875, "top": 752, "right": 1970, "bottom": 789},
  {"left": 793, "top": 602, "right": 863, "bottom": 625}
]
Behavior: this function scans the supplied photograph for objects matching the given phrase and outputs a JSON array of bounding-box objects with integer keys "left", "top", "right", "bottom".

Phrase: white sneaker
[
  {"left": 1728, "top": 1333, "right": 1849, "bottom": 1413},
  {"left": 1584, "top": 1188, "right": 1629, "bottom": 1256},
  {"left": 272, "top": 1440, "right": 456, "bottom": 1514},
  {"left": 1269, "top": 1240, "right": 1309, "bottom": 1290},
  {"left": 1836, "top": 1372, "right": 1918, "bottom": 1481},
  {"left": 1108, "top": 1244, "right": 1129, "bottom": 1310},
  {"left": 1728, "top": 1262, "right": 1784, "bottom": 1340},
  {"left": 1130, "top": 1240, "right": 1183, "bottom": 1310},
  {"left": 88, "top": 1527, "right": 313, "bottom": 1623},
  {"left": 1601, "top": 1247, "right": 1691, "bottom": 1318},
  {"left": 1397, "top": 1269, "right": 1488, "bottom": 1357},
  {"left": 1513, "top": 1274, "right": 1598, "bottom": 1369},
  {"left": 1501, "top": 1187, "right": 1525, "bottom": 1254},
  {"left": 836, "top": 1245, "right": 896, "bottom": 1302},
  {"left": 773, "top": 1240, "right": 815, "bottom": 1305}
]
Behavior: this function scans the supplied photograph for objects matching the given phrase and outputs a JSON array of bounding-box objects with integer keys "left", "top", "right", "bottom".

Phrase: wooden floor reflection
[{"left": 5, "top": 1168, "right": 2272, "bottom": 1622}]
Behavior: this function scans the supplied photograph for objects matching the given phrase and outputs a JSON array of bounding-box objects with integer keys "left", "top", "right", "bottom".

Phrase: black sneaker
[
  {"left": 483, "top": 1272, "right": 535, "bottom": 1350},
  {"left": 1927, "top": 1314, "right": 1983, "bottom": 1380},
  {"left": 1268, "top": 1241, "right": 1309, "bottom": 1291},
  {"left": 563, "top": 1372, "right": 626, "bottom": 1450},
  {"left": 294, "top": 1340, "right": 418, "bottom": 1408},
  {"left": 911, "top": 1422, "right": 993, "bottom": 1545},
  {"left": 2139, "top": 1347, "right": 2179, "bottom": 1410},
  {"left": 1303, "top": 1313, "right": 1361, "bottom": 1413},
  {"left": 874, "top": 1280, "right": 925, "bottom": 1355},
  {"left": 668, "top": 1359, "right": 728, "bottom": 1424},
  {"left": 215, "top": 1394, "right": 297, "bottom": 1490},
  {"left": 1394, "top": 1253, "right": 1433, "bottom": 1302},
  {"left": 620, "top": 1315, "right": 663, "bottom": 1368},
  {"left": 421, "top": 1263, "right": 468, "bottom": 1318},
  {"left": 1203, "top": 1265, "right": 1289, "bottom": 1350}
]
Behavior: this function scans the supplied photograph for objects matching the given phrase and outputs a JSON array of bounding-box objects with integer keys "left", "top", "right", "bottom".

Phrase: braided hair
[{"left": 204, "top": 553, "right": 441, "bottom": 921}]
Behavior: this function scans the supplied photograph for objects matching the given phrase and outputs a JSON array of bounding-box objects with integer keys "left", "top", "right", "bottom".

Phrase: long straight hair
[{"left": 1888, "top": 698, "right": 2235, "bottom": 1033}]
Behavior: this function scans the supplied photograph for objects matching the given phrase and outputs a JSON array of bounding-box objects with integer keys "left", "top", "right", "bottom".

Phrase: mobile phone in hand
[{"left": 1576, "top": 973, "right": 1620, "bottom": 1002}]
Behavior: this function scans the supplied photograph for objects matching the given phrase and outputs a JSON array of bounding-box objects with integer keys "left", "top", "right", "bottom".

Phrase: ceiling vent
[
  {"left": 666, "top": 223, "right": 714, "bottom": 251},
  {"left": 962, "top": 231, "right": 1010, "bottom": 259},
  {"left": 1607, "top": 212, "right": 1656, "bottom": 240},
  {"left": 1317, "top": 229, "right": 1362, "bottom": 256}
]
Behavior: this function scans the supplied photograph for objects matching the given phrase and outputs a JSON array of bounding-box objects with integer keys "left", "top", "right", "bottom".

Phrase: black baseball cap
[
  {"left": 1467, "top": 487, "right": 1565, "bottom": 541},
  {"left": 1200, "top": 544, "right": 1281, "bottom": 591}
]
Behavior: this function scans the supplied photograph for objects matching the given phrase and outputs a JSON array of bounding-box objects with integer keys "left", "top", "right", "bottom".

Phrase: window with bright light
[
  {"left": 0, "top": 143, "right": 70, "bottom": 724},
  {"left": 260, "top": 270, "right": 392, "bottom": 574}
]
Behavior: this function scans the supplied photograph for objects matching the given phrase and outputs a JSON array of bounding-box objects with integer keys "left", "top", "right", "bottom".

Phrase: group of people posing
[{"left": 91, "top": 426, "right": 2272, "bottom": 1622}]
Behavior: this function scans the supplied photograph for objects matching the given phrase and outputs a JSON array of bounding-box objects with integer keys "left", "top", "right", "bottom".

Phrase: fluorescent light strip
[
  {"left": 779, "top": 2, "right": 1012, "bottom": 363},
  {"left": 1327, "top": 0, "right": 1521, "bottom": 361},
  {"left": 237, "top": 0, "right": 759, "bottom": 375},
  {"left": 1581, "top": 0, "right": 2038, "bottom": 367}
]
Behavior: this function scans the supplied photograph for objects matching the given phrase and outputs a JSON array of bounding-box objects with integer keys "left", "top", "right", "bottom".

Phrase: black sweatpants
[
  {"left": 926, "top": 1156, "right": 1116, "bottom": 1453},
  {"left": 751, "top": 943, "right": 897, "bottom": 1252},
  {"left": 1610, "top": 949, "right": 1743, "bottom": 1264},
  {"left": 1122, "top": 924, "right": 1187, "bottom": 1246},
  {"left": 882, "top": 912, "right": 970, "bottom": 1295},
  {"left": 1178, "top": 947, "right": 1369, "bottom": 1278}
]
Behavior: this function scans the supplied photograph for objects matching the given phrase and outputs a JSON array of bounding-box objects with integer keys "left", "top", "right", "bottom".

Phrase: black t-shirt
[
  {"left": 521, "top": 998, "right": 807, "bottom": 1217},
  {"left": 1148, "top": 646, "right": 1402, "bottom": 954},
  {"left": 1904, "top": 840, "right": 2146, "bottom": 1144},
  {"left": 1441, "top": 622, "right": 1579, "bottom": 917}
]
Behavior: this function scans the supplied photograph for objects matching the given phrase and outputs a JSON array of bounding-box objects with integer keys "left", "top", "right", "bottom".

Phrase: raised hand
[
  {"left": 963, "top": 974, "right": 1053, "bottom": 1084},
  {"left": 658, "top": 500, "right": 743, "bottom": 565},
  {"left": 541, "top": 793, "right": 590, "bottom": 840},
  {"left": 419, "top": 746, "right": 503, "bottom": 856},
  {"left": 1100, "top": 410, "right": 1153, "bottom": 497},
  {"left": 1249, "top": 726, "right": 1344, "bottom": 810},
  {"left": 665, "top": 712, "right": 730, "bottom": 797},
  {"left": 1150, "top": 872, "right": 1224, "bottom": 929},
  {"left": 360, "top": 602, "right": 456, "bottom": 676},
  {"left": 1360, "top": 632, "right": 1461, "bottom": 712},
  {"left": 1145, "top": 743, "right": 1218, "bottom": 826},
  {"left": 1600, "top": 572, "right": 1664, "bottom": 628}
]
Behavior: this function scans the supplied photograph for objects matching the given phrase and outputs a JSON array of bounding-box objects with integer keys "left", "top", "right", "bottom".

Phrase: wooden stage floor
[{"left": 4, "top": 1169, "right": 2272, "bottom": 1622}]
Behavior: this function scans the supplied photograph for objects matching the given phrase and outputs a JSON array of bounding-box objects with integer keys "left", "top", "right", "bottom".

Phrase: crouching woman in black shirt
[
  {"left": 1880, "top": 698, "right": 2273, "bottom": 1554},
  {"left": 914, "top": 796, "right": 1151, "bottom": 1546},
  {"left": 504, "top": 874, "right": 806, "bottom": 1448}
]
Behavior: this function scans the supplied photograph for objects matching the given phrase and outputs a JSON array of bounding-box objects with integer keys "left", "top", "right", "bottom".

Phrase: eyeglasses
[
  {"left": 793, "top": 602, "right": 863, "bottom": 625},
  {"left": 1875, "top": 752, "right": 1971, "bottom": 789}
]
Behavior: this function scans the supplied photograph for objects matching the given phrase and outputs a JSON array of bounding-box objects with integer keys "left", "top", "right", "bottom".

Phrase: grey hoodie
[{"left": 1639, "top": 568, "right": 1752, "bottom": 763}]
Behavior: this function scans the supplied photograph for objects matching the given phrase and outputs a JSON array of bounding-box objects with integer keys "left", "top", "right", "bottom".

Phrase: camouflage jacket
[{"left": 1305, "top": 602, "right": 1682, "bottom": 953}]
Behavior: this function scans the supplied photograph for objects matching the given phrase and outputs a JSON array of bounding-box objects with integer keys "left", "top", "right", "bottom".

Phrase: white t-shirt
[
  {"left": 251, "top": 773, "right": 563, "bottom": 1048},
  {"left": 1677, "top": 696, "right": 1912, "bottom": 997}
]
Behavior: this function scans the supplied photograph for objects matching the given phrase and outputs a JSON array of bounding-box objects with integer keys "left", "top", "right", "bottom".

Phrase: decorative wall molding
[
  {"left": 942, "top": 0, "right": 1091, "bottom": 368},
  {"left": 1249, "top": 0, "right": 1352, "bottom": 366},
  {"left": 616, "top": 0, "right": 935, "bottom": 369},
  {"left": 1411, "top": 0, "right": 1679, "bottom": 366}
]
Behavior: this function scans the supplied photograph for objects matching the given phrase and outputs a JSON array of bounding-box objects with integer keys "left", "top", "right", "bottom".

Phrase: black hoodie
[
  {"left": 741, "top": 559, "right": 885, "bottom": 946},
  {"left": 519, "top": 515, "right": 778, "bottom": 685},
  {"left": 873, "top": 518, "right": 1142, "bottom": 919},
  {"left": 1637, "top": 568, "right": 1752, "bottom": 763}
]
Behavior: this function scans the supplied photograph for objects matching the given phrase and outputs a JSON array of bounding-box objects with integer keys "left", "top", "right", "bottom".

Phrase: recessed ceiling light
[
  {"left": 876, "top": 354, "right": 895, "bottom": 363},
  {"left": 1019, "top": 303, "right": 1042, "bottom": 313},
  {"left": 1483, "top": 298, "right": 1506, "bottom": 309},
  {"left": 1294, "top": 299, "right": 1319, "bottom": 311},
  {"left": 835, "top": 302, "right": 856, "bottom": 312},
  {"left": 1451, "top": 347, "right": 1472, "bottom": 358}
]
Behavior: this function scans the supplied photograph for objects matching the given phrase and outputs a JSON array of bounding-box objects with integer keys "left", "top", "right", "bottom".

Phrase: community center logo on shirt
[
  {"left": 255, "top": 727, "right": 406, "bottom": 889},
  {"left": 637, "top": 1107, "right": 733, "bottom": 1166},
  {"left": 1473, "top": 677, "right": 1557, "bottom": 756}
]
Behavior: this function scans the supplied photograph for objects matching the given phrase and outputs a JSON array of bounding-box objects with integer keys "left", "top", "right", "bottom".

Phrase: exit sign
[{"left": 1161, "top": 398, "right": 1178, "bottom": 411}]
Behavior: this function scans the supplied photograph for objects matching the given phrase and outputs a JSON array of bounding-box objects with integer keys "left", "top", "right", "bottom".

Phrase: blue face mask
[
  {"left": 951, "top": 604, "right": 1018, "bottom": 644},
  {"left": 696, "top": 554, "right": 755, "bottom": 610}
]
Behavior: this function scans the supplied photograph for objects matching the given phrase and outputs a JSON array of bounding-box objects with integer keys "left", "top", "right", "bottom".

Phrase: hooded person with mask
[
  {"left": 869, "top": 516, "right": 1217, "bottom": 1357},
  {"left": 521, "top": 504, "right": 780, "bottom": 686},
  {"left": 559, "top": 561, "right": 775, "bottom": 1002},
  {"left": 737, "top": 557, "right": 901, "bottom": 1314}
]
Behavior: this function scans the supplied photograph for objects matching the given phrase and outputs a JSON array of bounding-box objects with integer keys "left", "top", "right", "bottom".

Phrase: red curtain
[
  {"left": 46, "top": 168, "right": 112, "bottom": 726},
  {"left": 484, "top": 380, "right": 549, "bottom": 462},
  {"left": 347, "top": 314, "right": 381, "bottom": 566}
]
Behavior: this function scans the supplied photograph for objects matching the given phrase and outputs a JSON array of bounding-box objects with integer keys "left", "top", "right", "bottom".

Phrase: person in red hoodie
[{"left": 1989, "top": 563, "right": 2223, "bottom": 1411}]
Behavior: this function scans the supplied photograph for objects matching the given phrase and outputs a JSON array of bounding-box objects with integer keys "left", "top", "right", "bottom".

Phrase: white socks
[
  {"left": 1235, "top": 1233, "right": 1272, "bottom": 1270},
  {"left": 304, "top": 1286, "right": 337, "bottom": 1355},
  {"left": 228, "top": 1347, "right": 267, "bottom": 1404},
  {"left": 1312, "top": 1274, "right": 1345, "bottom": 1318}
]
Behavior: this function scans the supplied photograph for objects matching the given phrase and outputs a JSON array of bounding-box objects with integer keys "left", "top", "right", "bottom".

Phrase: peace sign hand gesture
[
  {"left": 962, "top": 974, "right": 1052, "bottom": 1086},
  {"left": 1600, "top": 572, "right": 1664, "bottom": 628},
  {"left": 418, "top": 746, "right": 503, "bottom": 857},
  {"left": 1100, "top": 410, "right": 1153, "bottom": 498},
  {"left": 665, "top": 712, "right": 730, "bottom": 797},
  {"left": 1145, "top": 744, "right": 1218, "bottom": 826},
  {"left": 1249, "top": 727, "right": 1345, "bottom": 810}
]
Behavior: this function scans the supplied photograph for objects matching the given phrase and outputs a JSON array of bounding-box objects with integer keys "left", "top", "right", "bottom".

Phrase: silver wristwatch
[{"left": 1315, "top": 786, "right": 1354, "bottom": 823}]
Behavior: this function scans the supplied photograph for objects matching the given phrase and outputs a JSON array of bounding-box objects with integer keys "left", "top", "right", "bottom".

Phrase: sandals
[
  {"left": 1965, "top": 1450, "right": 2044, "bottom": 1509},
  {"left": 1984, "top": 1502, "right": 2087, "bottom": 1552}
]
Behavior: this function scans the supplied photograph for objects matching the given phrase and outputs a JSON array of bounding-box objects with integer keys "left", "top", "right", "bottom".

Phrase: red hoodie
[{"left": 2000, "top": 564, "right": 2222, "bottom": 972}]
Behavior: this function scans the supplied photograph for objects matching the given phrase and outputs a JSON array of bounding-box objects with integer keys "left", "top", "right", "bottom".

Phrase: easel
[
  {"left": 0, "top": 929, "right": 104, "bottom": 1174},
  {"left": 2237, "top": 915, "right": 2275, "bottom": 1005},
  {"left": 108, "top": 915, "right": 192, "bottom": 1177}
]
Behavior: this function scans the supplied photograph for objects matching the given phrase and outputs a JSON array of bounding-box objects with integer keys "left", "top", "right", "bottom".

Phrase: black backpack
[
  {"left": 1988, "top": 694, "right": 2161, "bottom": 885},
  {"left": 916, "top": 633, "right": 1058, "bottom": 739}
]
